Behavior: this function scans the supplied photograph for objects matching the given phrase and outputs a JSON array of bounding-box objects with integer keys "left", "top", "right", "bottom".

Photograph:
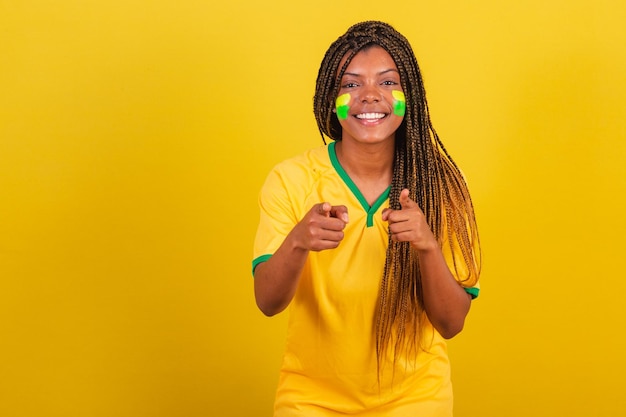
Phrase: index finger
[{"left": 329, "top": 205, "right": 349, "bottom": 223}]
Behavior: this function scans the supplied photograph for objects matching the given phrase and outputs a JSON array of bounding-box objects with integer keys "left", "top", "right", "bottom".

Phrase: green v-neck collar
[{"left": 328, "top": 141, "right": 390, "bottom": 228}]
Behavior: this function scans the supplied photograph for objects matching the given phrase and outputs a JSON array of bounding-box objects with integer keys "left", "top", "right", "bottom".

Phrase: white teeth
[{"left": 356, "top": 113, "right": 385, "bottom": 120}]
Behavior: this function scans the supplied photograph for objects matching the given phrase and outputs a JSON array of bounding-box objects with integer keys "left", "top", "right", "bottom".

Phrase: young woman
[{"left": 252, "top": 20, "right": 481, "bottom": 416}]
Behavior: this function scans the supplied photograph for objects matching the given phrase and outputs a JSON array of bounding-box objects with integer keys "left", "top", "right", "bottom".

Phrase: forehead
[{"left": 338, "top": 45, "right": 398, "bottom": 75}]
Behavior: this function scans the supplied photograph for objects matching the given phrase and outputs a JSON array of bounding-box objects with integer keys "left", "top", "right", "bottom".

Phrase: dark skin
[
  {"left": 382, "top": 189, "right": 471, "bottom": 338},
  {"left": 254, "top": 202, "right": 349, "bottom": 316},
  {"left": 254, "top": 46, "right": 471, "bottom": 339}
]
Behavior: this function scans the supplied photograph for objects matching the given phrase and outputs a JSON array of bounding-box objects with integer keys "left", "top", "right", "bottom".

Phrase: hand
[
  {"left": 382, "top": 189, "right": 437, "bottom": 251},
  {"left": 293, "top": 202, "right": 349, "bottom": 252}
]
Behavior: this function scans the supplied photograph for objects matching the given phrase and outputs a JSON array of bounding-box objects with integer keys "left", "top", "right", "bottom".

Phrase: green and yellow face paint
[
  {"left": 392, "top": 90, "right": 406, "bottom": 117},
  {"left": 335, "top": 93, "right": 351, "bottom": 120}
]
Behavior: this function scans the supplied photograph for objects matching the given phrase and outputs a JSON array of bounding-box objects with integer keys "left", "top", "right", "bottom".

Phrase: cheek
[
  {"left": 335, "top": 93, "right": 351, "bottom": 120},
  {"left": 392, "top": 90, "right": 406, "bottom": 117}
]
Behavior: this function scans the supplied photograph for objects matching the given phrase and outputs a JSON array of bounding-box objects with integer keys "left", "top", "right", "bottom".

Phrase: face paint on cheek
[
  {"left": 392, "top": 90, "right": 406, "bottom": 117},
  {"left": 335, "top": 93, "right": 351, "bottom": 120}
]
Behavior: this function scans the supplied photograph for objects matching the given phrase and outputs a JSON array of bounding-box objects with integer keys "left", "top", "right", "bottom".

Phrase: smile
[{"left": 355, "top": 113, "right": 386, "bottom": 120}]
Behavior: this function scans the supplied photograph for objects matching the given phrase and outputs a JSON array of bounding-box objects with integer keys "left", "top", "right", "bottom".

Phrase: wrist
[{"left": 413, "top": 237, "right": 440, "bottom": 254}]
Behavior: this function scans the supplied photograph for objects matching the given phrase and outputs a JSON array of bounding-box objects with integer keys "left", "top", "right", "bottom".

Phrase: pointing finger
[
  {"left": 381, "top": 208, "right": 391, "bottom": 221},
  {"left": 330, "top": 205, "right": 349, "bottom": 223}
]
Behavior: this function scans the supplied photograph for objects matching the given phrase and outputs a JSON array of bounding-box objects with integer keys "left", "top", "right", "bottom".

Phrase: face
[{"left": 335, "top": 46, "right": 405, "bottom": 145}]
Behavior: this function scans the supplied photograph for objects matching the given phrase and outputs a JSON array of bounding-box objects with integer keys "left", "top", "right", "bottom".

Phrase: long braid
[{"left": 313, "top": 21, "right": 481, "bottom": 378}]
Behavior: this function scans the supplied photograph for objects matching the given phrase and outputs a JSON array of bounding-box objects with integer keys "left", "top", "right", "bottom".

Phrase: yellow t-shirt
[{"left": 253, "top": 142, "right": 478, "bottom": 416}]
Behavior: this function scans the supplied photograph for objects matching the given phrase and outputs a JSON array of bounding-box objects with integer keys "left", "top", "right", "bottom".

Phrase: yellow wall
[{"left": 1, "top": 1, "right": 625, "bottom": 416}]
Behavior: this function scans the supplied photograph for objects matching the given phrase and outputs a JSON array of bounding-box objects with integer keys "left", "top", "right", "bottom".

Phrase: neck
[
  {"left": 334, "top": 140, "right": 394, "bottom": 203},
  {"left": 335, "top": 140, "right": 394, "bottom": 178}
]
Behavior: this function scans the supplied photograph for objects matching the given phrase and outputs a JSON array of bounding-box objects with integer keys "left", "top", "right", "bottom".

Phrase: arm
[
  {"left": 254, "top": 202, "right": 349, "bottom": 316},
  {"left": 382, "top": 189, "right": 470, "bottom": 339},
  {"left": 415, "top": 241, "right": 471, "bottom": 339}
]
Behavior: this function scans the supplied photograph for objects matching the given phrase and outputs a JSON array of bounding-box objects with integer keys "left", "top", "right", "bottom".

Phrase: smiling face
[{"left": 336, "top": 45, "right": 405, "bottom": 146}]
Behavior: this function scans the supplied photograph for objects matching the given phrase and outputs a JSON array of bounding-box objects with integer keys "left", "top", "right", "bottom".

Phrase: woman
[{"left": 252, "top": 20, "right": 481, "bottom": 416}]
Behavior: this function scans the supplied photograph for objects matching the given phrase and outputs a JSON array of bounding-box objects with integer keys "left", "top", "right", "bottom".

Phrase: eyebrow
[{"left": 343, "top": 68, "right": 399, "bottom": 77}]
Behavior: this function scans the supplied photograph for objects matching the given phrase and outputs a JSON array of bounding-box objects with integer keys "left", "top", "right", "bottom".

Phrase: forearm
[
  {"left": 254, "top": 202, "right": 348, "bottom": 316},
  {"left": 254, "top": 234, "right": 309, "bottom": 317},
  {"left": 417, "top": 244, "right": 471, "bottom": 339}
]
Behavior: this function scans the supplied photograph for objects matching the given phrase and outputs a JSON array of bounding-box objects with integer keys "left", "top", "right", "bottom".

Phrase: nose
[{"left": 360, "top": 84, "right": 381, "bottom": 103}]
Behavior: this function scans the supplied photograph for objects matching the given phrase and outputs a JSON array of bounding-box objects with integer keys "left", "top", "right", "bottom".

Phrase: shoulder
[
  {"left": 257, "top": 144, "right": 332, "bottom": 225},
  {"left": 264, "top": 144, "right": 332, "bottom": 190},
  {"left": 273, "top": 144, "right": 331, "bottom": 173}
]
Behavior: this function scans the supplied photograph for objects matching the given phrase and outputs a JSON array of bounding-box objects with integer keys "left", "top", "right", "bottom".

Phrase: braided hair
[{"left": 313, "top": 21, "right": 481, "bottom": 373}]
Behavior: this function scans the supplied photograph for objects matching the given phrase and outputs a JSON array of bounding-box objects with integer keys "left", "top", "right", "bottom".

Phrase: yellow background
[{"left": 1, "top": 1, "right": 625, "bottom": 416}]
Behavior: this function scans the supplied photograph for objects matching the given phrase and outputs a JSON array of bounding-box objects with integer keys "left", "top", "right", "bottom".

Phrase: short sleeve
[
  {"left": 440, "top": 226, "right": 481, "bottom": 299},
  {"left": 252, "top": 166, "right": 299, "bottom": 275}
]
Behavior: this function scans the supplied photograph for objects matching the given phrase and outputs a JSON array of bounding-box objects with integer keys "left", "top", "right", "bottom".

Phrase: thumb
[
  {"left": 318, "top": 202, "right": 332, "bottom": 216},
  {"left": 399, "top": 189, "right": 418, "bottom": 210}
]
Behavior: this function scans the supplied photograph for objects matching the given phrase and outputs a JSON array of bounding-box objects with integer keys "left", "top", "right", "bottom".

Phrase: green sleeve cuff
[
  {"left": 464, "top": 286, "right": 479, "bottom": 299},
  {"left": 252, "top": 254, "right": 272, "bottom": 276}
]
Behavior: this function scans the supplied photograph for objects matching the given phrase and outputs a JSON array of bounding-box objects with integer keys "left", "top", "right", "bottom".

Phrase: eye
[
  {"left": 342, "top": 82, "right": 359, "bottom": 88},
  {"left": 382, "top": 80, "right": 399, "bottom": 86}
]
